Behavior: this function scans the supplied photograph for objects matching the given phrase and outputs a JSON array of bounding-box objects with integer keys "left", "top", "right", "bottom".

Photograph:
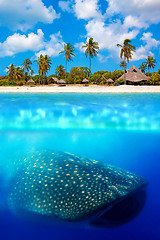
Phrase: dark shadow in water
[{"left": 90, "top": 190, "right": 146, "bottom": 228}]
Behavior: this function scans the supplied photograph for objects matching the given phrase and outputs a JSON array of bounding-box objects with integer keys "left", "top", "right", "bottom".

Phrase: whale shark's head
[{"left": 7, "top": 151, "right": 148, "bottom": 227}]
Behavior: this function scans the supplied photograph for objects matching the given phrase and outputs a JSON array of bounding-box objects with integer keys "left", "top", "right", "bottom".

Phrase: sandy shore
[{"left": 0, "top": 85, "right": 160, "bottom": 93}]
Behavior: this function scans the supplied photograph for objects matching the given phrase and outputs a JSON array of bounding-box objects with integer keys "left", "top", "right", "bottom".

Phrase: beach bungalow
[
  {"left": 118, "top": 66, "right": 149, "bottom": 84},
  {"left": 48, "top": 77, "right": 59, "bottom": 84},
  {"left": 82, "top": 78, "right": 89, "bottom": 86},
  {"left": 57, "top": 79, "right": 66, "bottom": 86},
  {"left": 106, "top": 78, "right": 114, "bottom": 84},
  {"left": 96, "top": 75, "right": 114, "bottom": 85},
  {"left": 27, "top": 79, "right": 35, "bottom": 84}
]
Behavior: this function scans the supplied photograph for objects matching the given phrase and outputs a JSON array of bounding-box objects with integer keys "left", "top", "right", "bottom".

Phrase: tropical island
[{"left": 0, "top": 38, "right": 160, "bottom": 88}]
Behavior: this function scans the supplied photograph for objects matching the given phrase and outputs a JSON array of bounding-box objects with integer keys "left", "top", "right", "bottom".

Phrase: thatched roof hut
[
  {"left": 58, "top": 79, "right": 66, "bottom": 84},
  {"left": 57, "top": 79, "right": 66, "bottom": 86},
  {"left": 82, "top": 78, "right": 89, "bottom": 86},
  {"left": 27, "top": 79, "right": 35, "bottom": 83},
  {"left": 48, "top": 77, "right": 58, "bottom": 84},
  {"left": 106, "top": 78, "right": 114, "bottom": 83},
  {"left": 118, "top": 66, "right": 149, "bottom": 82},
  {"left": 82, "top": 78, "right": 89, "bottom": 83}
]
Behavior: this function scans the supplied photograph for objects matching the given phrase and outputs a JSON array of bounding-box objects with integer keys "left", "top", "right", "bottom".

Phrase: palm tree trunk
[
  {"left": 11, "top": 76, "right": 13, "bottom": 85},
  {"left": 23, "top": 74, "right": 25, "bottom": 85},
  {"left": 42, "top": 75, "right": 44, "bottom": 85},
  {"left": 124, "top": 58, "right": 126, "bottom": 85},
  {"left": 44, "top": 73, "right": 46, "bottom": 85},
  {"left": 148, "top": 65, "right": 150, "bottom": 73},
  {"left": 65, "top": 58, "right": 67, "bottom": 81},
  {"left": 89, "top": 56, "right": 91, "bottom": 78},
  {"left": 39, "top": 71, "right": 40, "bottom": 85}
]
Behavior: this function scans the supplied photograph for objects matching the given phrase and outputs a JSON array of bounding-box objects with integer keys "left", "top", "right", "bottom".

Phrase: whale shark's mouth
[{"left": 90, "top": 189, "right": 146, "bottom": 228}]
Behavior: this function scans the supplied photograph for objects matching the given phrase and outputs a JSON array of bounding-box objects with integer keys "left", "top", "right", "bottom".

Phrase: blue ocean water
[{"left": 0, "top": 93, "right": 160, "bottom": 240}]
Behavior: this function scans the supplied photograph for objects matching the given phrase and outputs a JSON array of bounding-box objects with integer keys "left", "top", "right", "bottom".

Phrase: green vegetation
[
  {"left": 55, "top": 65, "right": 65, "bottom": 79},
  {"left": 120, "top": 60, "right": 127, "bottom": 69},
  {"left": 139, "top": 63, "right": 147, "bottom": 73},
  {"left": 0, "top": 38, "right": 159, "bottom": 86},
  {"left": 22, "top": 58, "right": 32, "bottom": 83},
  {"left": 66, "top": 67, "right": 88, "bottom": 84},
  {"left": 144, "top": 56, "right": 156, "bottom": 72},
  {"left": 34, "top": 54, "right": 52, "bottom": 85},
  {"left": 6, "top": 64, "right": 16, "bottom": 83},
  {"left": 148, "top": 72, "right": 160, "bottom": 85}
]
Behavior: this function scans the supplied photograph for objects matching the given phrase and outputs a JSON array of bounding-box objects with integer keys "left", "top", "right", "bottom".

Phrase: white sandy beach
[{"left": 0, "top": 85, "right": 160, "bottom": 93}]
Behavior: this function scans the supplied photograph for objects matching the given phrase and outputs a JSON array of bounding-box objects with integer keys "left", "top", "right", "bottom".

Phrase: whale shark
[{"left": 6, "top": 150, "right": 148, "bottom": 226}]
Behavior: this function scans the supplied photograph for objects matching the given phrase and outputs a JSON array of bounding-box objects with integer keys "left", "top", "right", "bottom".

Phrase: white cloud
[
  {"left": 74, "top": 0, "right": 102, "bottom": 20},
  {"left": 36, "top": 32, "right": 64, "bottom": 57},
  {"left": 0, "top": 0, "right": 60, "bottom": 31},
  {"left": 106, "top": 0, "right": 160, "bottom": 27},
  {"left": 0, "top": 29, "right": 44, "bottom": 57},
  {"left": 63, "top": 0, "right": 160, "bottom": 62},
  {"left": 141, "top": 32, "right": 160, "bottom": 47},
  {"left": 74, "top": 42, "right": 85, "bottom": 52},
  {"left": 58, "top": 1, "right": 73, "bottom": 12},
  {"left": 58, "top": 0, "right": 102, "bottom": 19},
  {"left": 85, "top": 19, "right": 138, "bottom": 53},
  {"left": 75, "top": 19, "right": 139, "bottom": 63},
  {"left": 132, "top": 32, "right": 160, "bottom": 61},
  {"left": 98, "top": 54, "right": 109, "bottom": 63},
  {"left": 83, "top": 20, "right": 160, "bottom": 62},
  {"left": 123, "top": 16, "right": 147, "bottom": 29},
  {"left": 0, "top": 30, "right": 65, "bottom": 58},
  {"left": 74, "top": 0, "right": 160, "bottom": 62}
]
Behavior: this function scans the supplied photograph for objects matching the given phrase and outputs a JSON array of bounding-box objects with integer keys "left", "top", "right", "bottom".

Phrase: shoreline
[{"left": 0, "top": 85, "right": 160, "bottom": 93}]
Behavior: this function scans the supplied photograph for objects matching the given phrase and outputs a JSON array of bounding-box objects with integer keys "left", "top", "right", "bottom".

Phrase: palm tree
[
  {"left": 139, "top": 63, "right": 147, "bottom": 73},
  {"left": 43, "top": 55, "right": 52, "bottom": 84},
  {"left": 82, "top": 38, "right": 99, "bottom": 77},
  {"left": 22, "top": 58, "right": 32, "bottom": 73},
  {"left": 59, "top": 43, "right": 75, "bottom": 81},
  {"left": 55, "top": 65, "right": 65, "bottom": 78},
  {"left": 22, "top": 58, "right": 32, "bottom": 83},
  {"left": 14, "top": 67, "right": 23, "bottom": 83},
  {"left": 144, "top": 56, "right": 156, "bottom": 72},
  {"left": 35, "top": 54, "right": 52, "bottom": 85},
  {"left": 82, "top": 67, "right": 90, "bottom": 77},
  {"left": 30, "top": 69, "right": 34, "bottom": 76},
  {"left": 35, "top": 54, "right": 44, "bottom": 85},
  {"left": 120, "top": 60, "right": 127, "bottom": 69},
  {"left": 6, "top": 64, "right": 16, "bottom": 83},
  {"left": 117, "top": 39, "right": 135, "bottom": 84}
]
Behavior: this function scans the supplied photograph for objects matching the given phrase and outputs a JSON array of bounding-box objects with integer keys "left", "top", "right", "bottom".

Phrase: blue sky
[{"left": 0, "top": 0, "right": 160, "bottom": 76}]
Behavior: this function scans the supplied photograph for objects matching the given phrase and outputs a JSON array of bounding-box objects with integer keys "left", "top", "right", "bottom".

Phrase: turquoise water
[{"left": 0, "top": 93, "right": 160, "bottom": 240}]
